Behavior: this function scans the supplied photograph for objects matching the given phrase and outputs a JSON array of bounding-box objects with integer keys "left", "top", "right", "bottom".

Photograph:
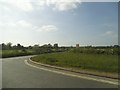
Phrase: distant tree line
[
  {"left": 0, "top": 42, "right": 69, "bottom": 58},
  {"left": 0, "top": 43, "right": 59, "bottom": 50},
  {"left": 0, "top": 42, "right": 119, "bottom": 58},
  {"left": 71, "top": 45, "right": 120, "bottom": 55},
  {"left": 1, "top": 42, "right": 25, "bottom": 50}
]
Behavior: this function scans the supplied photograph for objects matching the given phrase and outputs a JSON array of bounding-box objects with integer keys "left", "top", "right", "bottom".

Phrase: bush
[{"left": 71, "top": 47, "right": 119, "bottom": 55}]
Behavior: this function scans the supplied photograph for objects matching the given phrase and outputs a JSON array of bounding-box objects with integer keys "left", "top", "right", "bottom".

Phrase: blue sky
[{"left": 0, "top": 0, "right": 118, "bottom": 46}]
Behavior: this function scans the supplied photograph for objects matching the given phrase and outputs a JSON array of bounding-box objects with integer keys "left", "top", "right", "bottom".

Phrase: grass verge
[
  {"left": 31, "top": 52, "right": 118, "bottom": 73},
  {"left": 1, "top": 50, "right": 34, "bottom": 58}
]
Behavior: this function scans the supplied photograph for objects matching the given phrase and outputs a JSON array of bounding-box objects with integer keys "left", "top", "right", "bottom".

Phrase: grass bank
[
  {"left": 1, "top": 50, "right": 34, "bottom": 58},
  {"left": 31, "top": 52, "right": 118, "bottom": 73}
]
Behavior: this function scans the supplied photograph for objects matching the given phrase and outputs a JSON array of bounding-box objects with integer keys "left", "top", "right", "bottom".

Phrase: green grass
[
  {"left": 32, "top": 52, "right": 118, "bottom": 73},
  {"left": 0, "top": 50, "right": 2, "bottom": 57},
  {"left": 2, "top": 50, "right": 34, "bottom": 58}
]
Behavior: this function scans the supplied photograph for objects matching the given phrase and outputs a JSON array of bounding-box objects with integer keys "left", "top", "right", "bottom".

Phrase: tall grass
[
  {"left": 32, "top": 52, "right": 118, "bottom": 73},
  {"left": 2, "top": 50, "right": 34, "bottom": 58}
]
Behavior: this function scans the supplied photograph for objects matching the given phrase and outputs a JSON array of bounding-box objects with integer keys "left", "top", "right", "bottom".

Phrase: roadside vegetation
[
  {"left": 1, "top": 42, "right": 119, "bottom": 73},
  {"left": 2, "top": 50, "right": 34, "bottom": 58},
  {"left": 0, "top": 42, "right": 68, "bottom": 58},
  {"left": 32, "top": 46, "right": 119, "bottom": 73}
]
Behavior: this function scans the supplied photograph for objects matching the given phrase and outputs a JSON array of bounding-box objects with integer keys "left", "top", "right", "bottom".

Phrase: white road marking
[{"left": 24, "top": 60, "right": 118, "bottom": 85}]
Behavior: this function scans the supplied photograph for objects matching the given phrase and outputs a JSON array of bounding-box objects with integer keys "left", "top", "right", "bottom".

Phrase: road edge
[
  {"left": 25, "top": 58, "right": 118, "bottom": 85},
  {"left": 28, "top": 57, "right": 118, "bottom": 80}
]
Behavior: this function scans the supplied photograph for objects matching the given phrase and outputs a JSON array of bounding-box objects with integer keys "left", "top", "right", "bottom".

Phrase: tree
[
  {"left": 17, "top": 43, "right": 24, "bottom": 49},
  {"left": 33, "top": 44, "right": 40, "bottom": 54},
  {"left": 2, "top": 43, "right": 6, "bottom": 50},
  {"left": 6, "top": 42, "right": 12, "bottom": 49},
  {"left": 54, "top": 43, "right": 58, "bottom": 48}
]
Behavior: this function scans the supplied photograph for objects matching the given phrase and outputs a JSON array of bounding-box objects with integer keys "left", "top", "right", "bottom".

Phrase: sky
[{"left": 0, "top": 0, "right": 119, "bottom": 46}]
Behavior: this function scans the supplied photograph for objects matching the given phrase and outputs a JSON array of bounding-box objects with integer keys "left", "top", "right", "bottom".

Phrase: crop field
[{"left": 32, "top": 52, "right": 119, "bottom": 73}]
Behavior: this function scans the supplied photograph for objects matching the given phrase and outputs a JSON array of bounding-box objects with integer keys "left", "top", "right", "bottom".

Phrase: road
[{"left": 2, "top": 56, "right": 118, "bottom": 88}]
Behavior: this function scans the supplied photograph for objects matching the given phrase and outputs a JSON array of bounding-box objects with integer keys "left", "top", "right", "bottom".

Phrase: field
[
  {"left": 31, "top": 52, "right": 118, "bottom": 73},
  {"left": 1, "top": 50, "right": 34, "bottom": 58},
  {"left": 0, "top": 50, "right": 1, "bottom": 57}
]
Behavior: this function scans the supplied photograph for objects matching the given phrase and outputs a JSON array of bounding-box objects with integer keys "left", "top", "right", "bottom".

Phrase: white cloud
[
  {"left": 0, "top": 19, "right": 58, "bottom": 33},
  {"left": 35, "top": 0, "right": 81, "bottom": 11},
  {"left": 16, "top": 20, "right": 32, "bottom": 28},
  {"left": 37, "top": 25, "right": 58, "bottom": 32},
  {"left": 0, "top": 20, "right": 33, "bottom": 31},
  {"left": 102, "top": 31, "right": 118, "bottom": 38},
  {"left": 0, "top": 0, "right": 81, "bottom": 12},
  {"left": 35, "top": 0, "right": 46, "bottom": 6},
  {"left": 105, "top": 31, "right": 113, "bottom": 35},
  {"left": 0, "top": 0, "right": 33, "bottom": 12},
  {"left": 103, "top": 23, "right": 116, "bottom": 29},
  {"left": 47, "top": 0, "right": 81, "bottom": 11}
]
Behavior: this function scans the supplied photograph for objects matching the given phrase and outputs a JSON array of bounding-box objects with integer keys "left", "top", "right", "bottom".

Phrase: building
[
  {"left": 76, "top": 44, "right": 79, "bottom": 48},
  {"left": 54, "top": 43, "right": 58, "bottom": 48}
]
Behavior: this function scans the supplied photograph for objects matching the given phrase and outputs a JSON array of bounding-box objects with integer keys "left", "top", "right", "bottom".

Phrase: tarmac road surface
[{"left": 2, "top": 56, "right": 118, "bottom": 88}]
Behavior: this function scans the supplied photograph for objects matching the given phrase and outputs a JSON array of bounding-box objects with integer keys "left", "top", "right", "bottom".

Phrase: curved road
[{"left": 2, "top": 56, "right": 118, "bottom": 88}]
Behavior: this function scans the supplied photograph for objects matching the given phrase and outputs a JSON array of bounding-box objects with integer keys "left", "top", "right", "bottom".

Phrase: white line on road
[{"left": 24, "top": 60, "right": 118, "bottom": 86}]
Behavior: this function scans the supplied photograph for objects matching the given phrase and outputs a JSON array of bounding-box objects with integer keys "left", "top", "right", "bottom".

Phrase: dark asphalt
[{"left": 2, "top": 56, "right": 118, "bottom": 88}]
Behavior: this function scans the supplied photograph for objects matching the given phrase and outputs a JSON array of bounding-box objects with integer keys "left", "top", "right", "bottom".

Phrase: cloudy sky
[{"left": 0, "top": 0, "right": 118, "bottom": 46}]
